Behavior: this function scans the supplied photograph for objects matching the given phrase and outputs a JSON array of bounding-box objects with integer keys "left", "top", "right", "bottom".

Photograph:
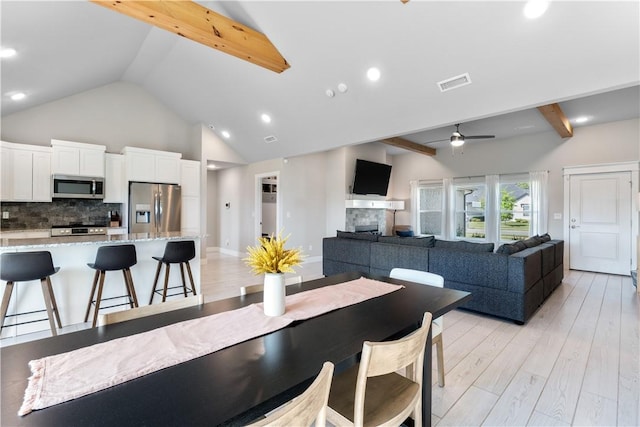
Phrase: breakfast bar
[{"left": 0, "top": 232, "right": 201, "bottom": 338}]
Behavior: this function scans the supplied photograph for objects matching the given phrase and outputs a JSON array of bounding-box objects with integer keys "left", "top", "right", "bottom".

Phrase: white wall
[
  {"left": 206, "top": 171, "right": 218, "bottom": 249},
  {"left": 389, "top": 118, "right": 640, "bottom": 241},
  {"left": 1, "top": 82, "right": 198, "bottom": 159}
]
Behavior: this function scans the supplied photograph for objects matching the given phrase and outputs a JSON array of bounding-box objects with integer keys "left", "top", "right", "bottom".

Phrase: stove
[{"left": 51, "top": 223, "right": 107, "bottom": 237}]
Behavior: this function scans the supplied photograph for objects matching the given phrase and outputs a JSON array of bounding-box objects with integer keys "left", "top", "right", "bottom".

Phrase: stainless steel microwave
[{"left": 52, "top": 175, "right": 105, "bottom": 199}]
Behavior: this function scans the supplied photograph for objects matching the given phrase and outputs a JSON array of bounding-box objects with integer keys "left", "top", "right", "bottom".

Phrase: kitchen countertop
[{"left": 0, "top": 232, "right": 200, "bottom": 249}]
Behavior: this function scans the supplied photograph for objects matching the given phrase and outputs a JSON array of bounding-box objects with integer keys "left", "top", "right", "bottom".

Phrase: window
[
  {"left": 453, "top": 181, "right": 486, "bottom": 239},
  {"left": 411, "top": 171, "right": 546, "bottom": 245},
  {"left": 499, "top": 176, "right": 531, "bottom": 241},
  {"left": 415, "top": 183, "right": 444, "bottom": 237}
]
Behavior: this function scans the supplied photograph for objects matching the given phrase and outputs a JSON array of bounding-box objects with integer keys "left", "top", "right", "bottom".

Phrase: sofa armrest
[{"left": 508, "top": 247, "right": 542, "bottom": 293}]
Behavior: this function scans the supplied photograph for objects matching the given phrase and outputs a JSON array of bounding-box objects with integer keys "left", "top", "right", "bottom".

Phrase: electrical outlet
[
  {"left": 308, "top": 245, "right": 313, "bottom": 251},
  {"left": 2, "top": 211, "right": 9, "bottom": 219},
  {"left": 225, "top": 239, "right": 229, "bottom": 247}
]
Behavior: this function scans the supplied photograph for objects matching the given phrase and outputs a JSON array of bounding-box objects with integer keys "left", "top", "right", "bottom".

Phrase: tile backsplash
[
  {"left": 0, "top": 200, "right": 122, "bottom": 230},
  {"left": 345, "top": 208, "right": 387, "bottom": 233}
]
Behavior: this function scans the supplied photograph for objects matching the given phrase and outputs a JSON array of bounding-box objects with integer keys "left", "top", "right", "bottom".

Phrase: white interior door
[{"left": 568, "top": 171, "right": 631, "bottom": 274}]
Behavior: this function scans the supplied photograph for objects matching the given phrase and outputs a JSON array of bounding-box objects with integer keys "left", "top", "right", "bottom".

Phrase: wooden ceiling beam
[
  {"left": 91, "top": 1, "right": 290, "bottom": 73},
  {"left": 381, "top": 137, "right": 437, "bottom": 156},
  {"left": 537, "top": 103, "right": 573, "bottom": 138}
]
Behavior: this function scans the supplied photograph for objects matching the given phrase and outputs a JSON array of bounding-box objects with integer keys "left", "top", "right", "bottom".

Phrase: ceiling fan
[{"left": 426, "top": 124, "right": 496, "bottom": 147}]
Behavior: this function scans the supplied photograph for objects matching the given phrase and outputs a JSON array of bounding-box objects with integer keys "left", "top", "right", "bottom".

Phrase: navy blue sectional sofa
[{"left": 322, "top": 232, "right": 564, "bottom": 323}]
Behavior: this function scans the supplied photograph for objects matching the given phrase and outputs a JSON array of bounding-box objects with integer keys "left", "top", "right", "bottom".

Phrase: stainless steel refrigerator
[{"left": 129, "top": 182, "right": 181, "bottom": 233}]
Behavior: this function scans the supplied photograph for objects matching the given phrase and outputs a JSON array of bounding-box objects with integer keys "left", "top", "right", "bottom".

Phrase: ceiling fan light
[{"left": 450, "top": 135, "right": 465, "bottom": 147}]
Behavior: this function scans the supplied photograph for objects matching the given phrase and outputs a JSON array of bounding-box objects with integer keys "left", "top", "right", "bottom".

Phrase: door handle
[{"left": 571, "top": 225, "right": 580, "bottom": 229}]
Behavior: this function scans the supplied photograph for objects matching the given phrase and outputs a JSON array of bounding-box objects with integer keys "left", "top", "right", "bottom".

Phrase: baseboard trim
[{"left": 206, "top": 248, "right": 321, "bottom": 264}]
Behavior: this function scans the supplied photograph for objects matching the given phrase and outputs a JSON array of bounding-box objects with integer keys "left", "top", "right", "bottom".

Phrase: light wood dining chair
[
  {"left": 390, "top": 267, "right": 446, "bottom": 387},
  {"left": 97, "top": 294, "right": 204, "bottom": 326},
  {"left": 239, "top": 275, "right": 302, "bottom": 296},
  {"left": 327, "top": 312, "right": 433, "bottom": 427},
  {"left": 248, "top": 361, "right": 334, "bottom": 427}
]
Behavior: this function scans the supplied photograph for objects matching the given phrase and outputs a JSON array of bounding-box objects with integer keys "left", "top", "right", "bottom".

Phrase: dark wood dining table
[{"left": 1, "top": 272, "right": 471, "bottom": 426}]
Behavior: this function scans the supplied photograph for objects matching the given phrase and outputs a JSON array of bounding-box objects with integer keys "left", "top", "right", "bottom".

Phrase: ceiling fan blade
[
  {"left": 422, "top": 138, "right": 450, "bottom": 144},
  {"left": 464, "top": 135, "right": 495, "bottom": 140}
]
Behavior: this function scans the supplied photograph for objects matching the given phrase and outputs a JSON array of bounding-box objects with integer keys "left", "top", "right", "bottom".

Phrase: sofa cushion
[
  {"left": 323, "top": 237, "right": 371, "bottom": 266},
  {"left": 496, "top": 240, "right": 527, "bottom": 254},
  {"left": 522, "top": 235, "right": 542, "bottom": 248},
  {"left": 336, "top": 230, "right": 379, "bottom": 241},
  {"left": 434, "top": 239, "right": 494, "bottom": 253},
  {"left": 429, "top": 248, "right": 508, "bottom": 290},
  {"left": 378, "top": 235, "right": 435, "bottom": 248},
  {"left": 370, "top": 242, "right": 429, "bottom": 273}
]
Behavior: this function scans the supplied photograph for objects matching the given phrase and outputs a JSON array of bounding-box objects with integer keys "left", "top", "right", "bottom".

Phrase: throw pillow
[
  {"left": 539, "top": 233, "right": 551, "bottom": 242},
  {"left": 522, "top": 235, "right": 542, "bottom": 248},
  {"left": 496, "top": 241, "right": 526, "bottom": 255},
  {"left": 396, "top": 230, "right": 414, "bottom": 237},
  {"left": 496, "top": 243, "right": 519, "bottom": 255}
]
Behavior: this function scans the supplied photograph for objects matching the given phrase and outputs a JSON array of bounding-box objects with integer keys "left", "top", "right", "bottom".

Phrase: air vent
[
  {"left": 437, "top": 73, "right": 472, "bottom": 92},
  {"left": 264, "top": 135, "right": 278, "bottom": 143}
]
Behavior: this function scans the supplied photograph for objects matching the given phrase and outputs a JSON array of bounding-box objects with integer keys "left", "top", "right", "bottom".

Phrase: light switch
[{"left": 553, "top": 213, "right": 562, "bottom": 220}]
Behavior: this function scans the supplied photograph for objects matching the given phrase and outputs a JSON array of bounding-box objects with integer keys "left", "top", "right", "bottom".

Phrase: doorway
[
  {"left": 254, "top": 171, "right": 280, "bottom": 240},
  {"left": 564, "top": 162, "right": 638, "bottom": 275}
]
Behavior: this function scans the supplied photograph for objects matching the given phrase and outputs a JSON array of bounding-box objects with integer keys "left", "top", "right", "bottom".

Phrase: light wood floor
[
  {"left": 202, "top": 254, "right": 639, "bottom": 427},
  {"left": 3, "top": 252, "right": 638, "bottom": 427}
]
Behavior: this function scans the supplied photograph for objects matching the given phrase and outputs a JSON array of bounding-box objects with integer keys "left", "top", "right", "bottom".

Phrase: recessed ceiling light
[
  {"left": 261, "top": 113, "right": 272, "bottom": 124},
  {"left": 574, "top": 116, "right": 589, "bottom": 124},
  {"left": 0, "top": 48, "right": 17, "bottom": 58},
  {"left": 366, "top": 67, "right": 381, "bottom": 82},
  {"left": 10, "top": 92, "right": 26, "bottom": 101},
  {"left": 523, "top": 0, "right": 549, "bottom": 19},
  {"left": 221, "top": 130, "right": 230, "bottom": 139}
]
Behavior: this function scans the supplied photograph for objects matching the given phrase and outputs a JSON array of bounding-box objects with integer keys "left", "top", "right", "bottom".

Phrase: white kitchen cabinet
[
  {"left": 32, "top": 151, "right": 52, "bottom": 202},
  {"left": 156, "top": 154, "right": 181, "bottom": 184},
  {"left": 180, "top": 160, "right": 201, "bottom": 233},
  {"left": 12, "top": 150, "right": 33, "bottom": 201},
  {"left": 181, "top": 196, "right": 200, "bottom": 234},
  {"left": 180, "top": 160, "right": 200, "bottom": 197},
  {"left": 104, "top": 153, "right": 126, "bottom": 203},
  {"left": 0, "top": 141, "right": 51, "bottom": 202},
  {"left": 51, "top": 139, "right": 106, "bottom": 177},
  {"left": 122, "top": 147, "right": 181, "bottom": 184}
]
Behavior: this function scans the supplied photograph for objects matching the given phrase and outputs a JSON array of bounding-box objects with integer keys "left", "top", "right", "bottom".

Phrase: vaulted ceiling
[{"left": 1, "top": 1, "right": 639, "bottom": 163}]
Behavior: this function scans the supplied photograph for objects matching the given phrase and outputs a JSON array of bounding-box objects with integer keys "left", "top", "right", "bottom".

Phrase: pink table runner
[{"left": 19, "top": 277, "right": 402, "bottom": 416}]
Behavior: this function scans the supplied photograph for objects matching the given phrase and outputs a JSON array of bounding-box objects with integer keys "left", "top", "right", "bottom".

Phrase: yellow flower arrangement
[{"left": 244, "top": 232, "right": 303, "bottom": 274}]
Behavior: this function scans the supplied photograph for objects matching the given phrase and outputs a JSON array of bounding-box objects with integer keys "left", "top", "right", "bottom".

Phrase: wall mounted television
[{"left": 351, "top": 159, "right": 392, "bottom": 196}]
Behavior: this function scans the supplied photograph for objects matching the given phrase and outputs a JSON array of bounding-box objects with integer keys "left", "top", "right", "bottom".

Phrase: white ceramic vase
[{"left": 263, "top": 273, "right": 286, "bottom": 316}]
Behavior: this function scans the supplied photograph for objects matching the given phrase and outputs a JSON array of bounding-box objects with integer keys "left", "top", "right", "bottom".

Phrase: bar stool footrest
[{"left": 153, "top": 286, "right": 195, "bottom": 297}]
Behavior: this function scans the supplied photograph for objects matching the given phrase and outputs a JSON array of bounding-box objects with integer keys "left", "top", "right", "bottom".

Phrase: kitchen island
[{"left": 0, "top": 232, "right": 201, "bottom": 338}]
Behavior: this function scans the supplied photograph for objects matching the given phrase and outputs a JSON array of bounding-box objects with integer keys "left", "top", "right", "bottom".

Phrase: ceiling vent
[
  {"left": 437, "top": 73, "right": 472, "bottom": 92},
  {"left": 264, "top": 135, "right": 278, "bottom": 143}
]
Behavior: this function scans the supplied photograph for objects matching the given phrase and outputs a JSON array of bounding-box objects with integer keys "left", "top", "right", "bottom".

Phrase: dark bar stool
[
  {"left": 85, "top": 244, "right": 139, "bottom": 327},
  {"left": 149, "top": 240, "right": 197, "bottom": 304},
  {"left": 0, "top": 251, "right": 62, "bottom": 336}
]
